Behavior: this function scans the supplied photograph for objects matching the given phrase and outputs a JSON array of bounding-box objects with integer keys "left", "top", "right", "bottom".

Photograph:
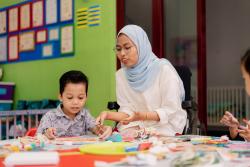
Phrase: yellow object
[
  {"left": 10, "top": 145, "right": 19, "bottom": 152},
  {"left": 24, "top": 144, "right": 32, "bottom": 151},
  {"left": 79, "top": 142, "right": 139, "bottom": 155}
]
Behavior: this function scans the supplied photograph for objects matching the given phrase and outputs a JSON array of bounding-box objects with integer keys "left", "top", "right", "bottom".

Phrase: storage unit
[
  {"left": 0, "top": 82, "right": 15, "bottom": 100},
  {"left": 0, "top": 100, "right": 13, "bottom": 111}
]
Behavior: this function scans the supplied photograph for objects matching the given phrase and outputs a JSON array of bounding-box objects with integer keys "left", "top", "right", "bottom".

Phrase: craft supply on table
[
  {"left": 105, "top": 132, "right": 123, "bottom": 142},
  {"left": 4, "top": 151, "right": 59, "bottom": 167},
  {"left": 79, "top": 142, "right": 145, "bottom": 155}
]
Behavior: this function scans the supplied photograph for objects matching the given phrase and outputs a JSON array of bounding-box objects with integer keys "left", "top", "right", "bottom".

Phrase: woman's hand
[
  {"left": 220, "top": 111, "right": 239, "bottom": 128},
  {"left": 238, "top": 119, "right": 250, "bottom": 141},
  {"left": 44, "top": 127, "right": 56, "bottom": 140},
  {"left": 96, "top": 111, "right": 109, "bottom": 125},
  {"left": 120, "top": 112, "right": 141, "bottom": 125}
]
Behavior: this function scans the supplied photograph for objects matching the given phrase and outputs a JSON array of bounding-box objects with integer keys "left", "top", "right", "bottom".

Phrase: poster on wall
[
  {"left": 46, "top": 0, "right": 58, "bottom": 25},
  {"left": 20, "top": 3, "right": 31, "bottom": 30},
  {"left": 0, "top": 36, "right": 7, "bottom": 62},
  {"left": 42, "top": 44, "right": 53, "bottom": 57},
  {"left": 61, "top": 25, "right": 73, "bottom": 54},
  {"left": 49, "top": 27, "right": 59, "bottom": 41},
  {"left": 36, "top": 29, "right": 47, "bottom": 43},
  {"left": 19, "top": 31, "right": 35, "bottom": 52},
  {"left": 32, "top": 0, "right": 44, "bottom": 28},
  {"left": 8, "top": 7, "right": 19, "bottom": 32},
  {"left": 60, "top": 0, "right": 73, "bottom": 22},
  {"left": 0, "top": 11, "right": 7, "bottom": 34},
  {"left": 8, "top": 35, "right": 19, "bottom": 61}
]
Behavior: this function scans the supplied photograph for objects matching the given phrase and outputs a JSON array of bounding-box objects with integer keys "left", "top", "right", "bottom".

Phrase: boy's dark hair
[
  {"left": 59, "top": 70, "right": 88, "bottom": 95},
  {"left": 241, "top": 49, "right": 250, "bottom": 75}
]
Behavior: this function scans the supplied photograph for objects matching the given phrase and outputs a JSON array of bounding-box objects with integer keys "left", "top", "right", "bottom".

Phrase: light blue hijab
[{"left": 118, "top": 25, "right": 164, "bottom": 92}]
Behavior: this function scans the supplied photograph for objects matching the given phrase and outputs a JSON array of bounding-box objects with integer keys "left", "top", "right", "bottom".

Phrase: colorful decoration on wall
[
  {"left": 0, "top": 0, "right": 75, "bottom": 64},
  {"left": 76, "top": 5, "right": 101, "bottom": 29}
]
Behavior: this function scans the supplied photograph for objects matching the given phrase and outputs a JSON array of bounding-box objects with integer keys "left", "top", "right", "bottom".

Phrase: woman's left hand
[
  {"left": 98, "top": 125, "right": 112, "bottom": 140},
  {"left": 238, "top": 119, "right": 250, "bottom": 141}
]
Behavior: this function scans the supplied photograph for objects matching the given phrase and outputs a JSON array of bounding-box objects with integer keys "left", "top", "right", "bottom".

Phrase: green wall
[{"left": 0, "top": 0, "right": 117, "bottom": 117}]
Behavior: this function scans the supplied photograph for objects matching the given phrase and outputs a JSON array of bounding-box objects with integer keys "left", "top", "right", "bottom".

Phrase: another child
[
  {"left": 220, "top": 49, "right": 250, "bottom": 141},
  {"left": 36, "top": 70, "right": 112, "bottom": 139}
]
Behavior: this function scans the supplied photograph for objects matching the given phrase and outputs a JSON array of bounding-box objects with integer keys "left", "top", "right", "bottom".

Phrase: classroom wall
[
  {"left": 206, "top": 0, "right": 250, "bottom": 87},
  {"left": 164, "top": 0, "right": 197, "bottom": 87},
  {"left": 0, "top": 0, "right": 117, "bottom": 117}
]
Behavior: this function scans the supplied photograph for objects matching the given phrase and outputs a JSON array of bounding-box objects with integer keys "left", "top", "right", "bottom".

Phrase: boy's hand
[
  {"left": 44, "top": 127, "right": 56, "bottom": 140},
  {"left": 96, "top": 111, "right": 109, "bottom": 125},
  {"left": 98, "top": 125, "right": 112, "bottom": 140},
  {"left": 220, "top": 111, "right": 239, "bottom": 128},
  {"left": 238, "top": 119, "right": 250, "bottom": 141}
]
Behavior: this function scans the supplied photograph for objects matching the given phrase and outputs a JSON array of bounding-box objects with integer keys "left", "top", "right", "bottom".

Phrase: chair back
[{"left": 174, "top": 65, "right": 192, "bottom": 101}]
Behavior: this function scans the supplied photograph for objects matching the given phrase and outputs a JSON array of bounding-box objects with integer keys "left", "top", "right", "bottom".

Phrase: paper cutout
[
  {"left": 42, "top": 44, "right": 53, "bottom": 57},
  {"left": 19, "top": 31, "right": 35, "bottom": 52},
  {"left": 61, "top": 25, "right": 73, "bottom": 54},
  {"left": 8, "top": 35, "right": 19, "bottom": 61},
  {"left": 0, "top": 36, "right": 7, "bottom": 62},
  {"left": 60, "top": 0, "right": 73, "bottom": 22},
  {"left": 36, "top": 29, "right": 47, "bottom": 43},
  {"left": 8, "top": 7, "right": 19, "bottom": 32},
  {"left": 76, "top": 5, "right": 101, "bottom": 29},
  {"left": 32, "top": 0, "right": 44, "bottom": 27},
  {"left": 20, "top": 3, "right": 31, "bottom": 30},
  {"left": 45, "top": 0, "right": 58, "bottom": 25},
  {"left": 0, "top": 11, "right": 7, "bottom": 34},
  {"left": 49, "top": 28, "right": 59, "bottom": 41}
]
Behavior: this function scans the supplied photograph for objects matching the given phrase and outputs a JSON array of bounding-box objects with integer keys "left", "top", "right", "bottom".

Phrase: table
[{"left": 0, "top": 151, "right": 125, "bottom": 167}]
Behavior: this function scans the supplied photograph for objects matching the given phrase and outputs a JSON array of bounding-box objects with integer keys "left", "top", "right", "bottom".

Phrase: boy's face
[
  {"left": 59, "top": 82, "right": 87, "bottom": 118},
  {"left": 241, "top": 65, "right": 250, "bottom": 96}
]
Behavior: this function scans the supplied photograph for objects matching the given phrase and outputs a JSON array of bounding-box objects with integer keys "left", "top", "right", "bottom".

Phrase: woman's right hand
[
  {"left": 96, "top": 111, "right": 109, "bottom": 125},
  {"left": 220, "top": 111, "right": 239, "bottom": 128}
]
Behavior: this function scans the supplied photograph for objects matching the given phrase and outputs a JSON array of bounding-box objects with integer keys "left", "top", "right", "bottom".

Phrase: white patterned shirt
[{"left": 36, "top": 104, "right": 96, "bottom": 137}]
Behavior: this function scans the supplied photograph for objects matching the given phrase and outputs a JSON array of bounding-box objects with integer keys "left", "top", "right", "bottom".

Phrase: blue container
[{"left": 0, "top": 100, "right": 13, "bottom": 111}]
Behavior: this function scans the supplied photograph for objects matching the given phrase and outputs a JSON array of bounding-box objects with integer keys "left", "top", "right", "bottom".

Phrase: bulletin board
[{"left": 0, "top": 0, "right": 74, "bottom": 64}]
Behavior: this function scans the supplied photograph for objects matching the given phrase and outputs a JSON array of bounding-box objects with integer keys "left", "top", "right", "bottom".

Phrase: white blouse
[{"left": 116, "top": 63, "right": 187, "bottom": 136}]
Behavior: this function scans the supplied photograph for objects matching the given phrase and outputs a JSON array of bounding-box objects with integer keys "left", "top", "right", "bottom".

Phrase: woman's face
[
  {"left": 241, "top": 64, "right": 250, "bottom": 96},
  {"left": 116, "top": 34, "right": 138, "bottom": 68}
]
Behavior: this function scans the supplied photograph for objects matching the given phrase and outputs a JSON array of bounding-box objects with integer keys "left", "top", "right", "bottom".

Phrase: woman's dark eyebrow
[
  {"left": 124, "top": 43, "right": 132, "bottom": 47},
  {"left": 116, "top": 42, "right": 132, "bottom": 47}
]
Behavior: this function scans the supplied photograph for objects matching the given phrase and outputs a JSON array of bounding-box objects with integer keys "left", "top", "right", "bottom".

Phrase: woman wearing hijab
[{"left": 96, "top": 25, "right": 186, "bottom": 136}]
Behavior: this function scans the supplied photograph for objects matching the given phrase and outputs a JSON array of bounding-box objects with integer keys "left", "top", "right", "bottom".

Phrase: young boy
[{"left": 36, "top": 70, "right": 112, "bottom": 139}]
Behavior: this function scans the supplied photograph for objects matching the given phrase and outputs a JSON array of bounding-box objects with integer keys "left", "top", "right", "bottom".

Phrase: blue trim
[
  {"left": 88, "top": 5, "right": 100, "bottom": 9},
  {"left": 88, "top": 24, "right": 99, "bottom": 27}
]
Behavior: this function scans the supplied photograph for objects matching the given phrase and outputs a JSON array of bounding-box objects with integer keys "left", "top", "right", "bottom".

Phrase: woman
[
  {"left": 220, "top": 49, "right": 250, "bottom": 141},
  {"left": 96, "top": 25, "right": 186, "bottom": 136}
]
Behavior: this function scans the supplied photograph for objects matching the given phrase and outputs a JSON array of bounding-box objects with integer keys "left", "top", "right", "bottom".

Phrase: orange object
[
  {"left": 138, "top": 142, "right": 152, "bottom": 151},
  {"left": 25, "top": 128, "right": 37, "bottom": 137}
]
